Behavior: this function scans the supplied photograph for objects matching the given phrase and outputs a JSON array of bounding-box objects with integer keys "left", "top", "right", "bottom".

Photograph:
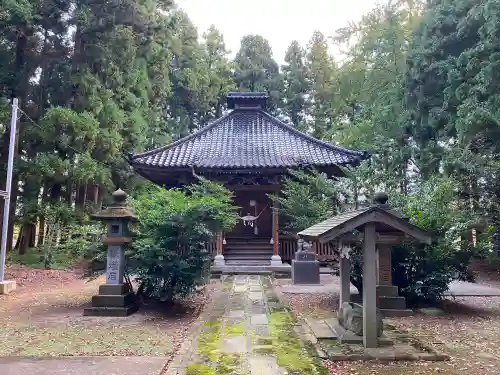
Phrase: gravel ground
[
  {"left": 0, "top": 265, "right": 218, "bottom": 360},
  {"left": 274, "top": 277, "right": 500, "bottom": 375}
]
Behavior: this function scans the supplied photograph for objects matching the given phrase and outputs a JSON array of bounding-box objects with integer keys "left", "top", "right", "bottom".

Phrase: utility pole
[{"left": 0, "top": 98, "right": 18, "bottom": 294}]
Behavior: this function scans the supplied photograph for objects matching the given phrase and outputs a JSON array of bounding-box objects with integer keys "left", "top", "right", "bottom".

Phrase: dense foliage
[
  {"left": 275, "top": 169, "right": 345, "bottom": 234},
  {"left": 130, "top": 180, "right": 237, "bottom": 302},
  {"left": 1, "top": 0, "right": 499, "bottom": 302}
]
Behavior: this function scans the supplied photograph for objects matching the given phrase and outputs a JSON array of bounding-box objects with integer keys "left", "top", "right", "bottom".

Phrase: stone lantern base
[
  {"left": 292, "top": 251, "right": 320, "bottom": 285},
  {"left": 84, "top": 284, "right": 138, "bottom": 317}
]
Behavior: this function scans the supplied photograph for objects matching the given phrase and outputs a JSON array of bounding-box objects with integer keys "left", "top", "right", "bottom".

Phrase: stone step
[
  {"left": 304, "top": 317, "right": 337, "bottom": 339},
  {"left": 377, "top": 296, "right": 407, "bottom": 310},
  {"left": 83, "top": 304, "right": 138, "bottom": 317},
  {"left": 226, "top": 260, "right": 271, "bottom": 266},
  {"left": 226, "top": 239, "right": 272, "bottom": 245},
  {"left": 224, "top": 244, "right": 272, "bottom": 248},
  {"left": 224, "top": 255, "right": 273, "bottom": 260},
  {"left": 380, "top": 308, "right": 414, "bottom": 317},
  {"left": 224, "top": 249, "right": 273, "bottom": 254}
]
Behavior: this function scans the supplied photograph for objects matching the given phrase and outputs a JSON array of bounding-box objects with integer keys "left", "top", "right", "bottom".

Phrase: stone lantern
[{"left": 84, "top": 189, "right": 139, "bottom": 317}]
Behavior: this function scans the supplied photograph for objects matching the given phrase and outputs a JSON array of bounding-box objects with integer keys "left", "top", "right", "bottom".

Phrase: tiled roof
[
  {"left": 131, "top": 93, "right": 368, "bottom": 170},
  {"left": 298, "top": 208, "right": 371, "bottom": 238},
  {"left": 298, "top": 205, "right": 432, "bottom": 245}
]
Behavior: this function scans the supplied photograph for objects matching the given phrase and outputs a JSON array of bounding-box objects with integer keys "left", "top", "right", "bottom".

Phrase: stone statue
[{"left": 338, "top": 302, "right": 383, "bottom": 337}]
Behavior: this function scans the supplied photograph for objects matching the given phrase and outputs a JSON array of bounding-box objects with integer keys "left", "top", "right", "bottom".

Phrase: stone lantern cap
[{"left": 91, "top": 189, "right": 137, "bottom": 222}]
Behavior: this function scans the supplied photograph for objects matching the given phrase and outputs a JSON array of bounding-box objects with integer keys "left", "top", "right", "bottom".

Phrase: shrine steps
[
  {"left": 210, "top": 264, "right": 291, "bottom": 278},
  {"left": 223, "top": 237, "right": 273, "bottom": 263}
]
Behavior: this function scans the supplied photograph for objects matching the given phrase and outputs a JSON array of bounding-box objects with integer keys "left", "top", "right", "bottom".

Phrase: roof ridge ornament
[
  {"left": 227, "top": 92, "right": 269, "bottom": 110},
  {"left": 373, "top": 192, "right": 389, "bottom": 208}
]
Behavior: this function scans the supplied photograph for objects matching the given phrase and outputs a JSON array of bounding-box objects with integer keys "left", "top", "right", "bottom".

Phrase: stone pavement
[
  {"left": 278, "top": 274, "right": 500, "bottom": 297},
  {"left": 0, "top": 356, "right": 168, "bottom": 375},
  {"left": 167, "top": 274, "right": 325, "bottom": 375}
]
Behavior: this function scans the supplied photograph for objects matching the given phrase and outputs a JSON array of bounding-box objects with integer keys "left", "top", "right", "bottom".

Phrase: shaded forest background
[{"left": 0, "top": 0, "right": 498, "bottom": 260}]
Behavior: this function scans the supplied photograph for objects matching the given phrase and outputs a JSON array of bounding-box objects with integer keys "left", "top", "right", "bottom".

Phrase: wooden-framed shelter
[
  {"left": 129, "top": 92, "right": 369, "bottom": 265},
  {"left": 298, "top": 193, "right": 432, "bottom": 347}
]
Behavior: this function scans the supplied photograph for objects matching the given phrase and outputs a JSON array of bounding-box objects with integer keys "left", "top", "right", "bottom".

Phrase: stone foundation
[
  {"left": 84, "top": 283, "right": 138, "bottom": 317},
  {"left": 0, "top": 280, "right": 16, "bottom": 294}
]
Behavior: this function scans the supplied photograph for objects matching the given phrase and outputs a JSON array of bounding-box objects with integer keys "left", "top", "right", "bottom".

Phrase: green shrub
[
  {"left": 274, "top": 169, "right": 345, "bottom": 234},
  {"left": 130, "top": 180, "right": 237, "bottom": 303}
]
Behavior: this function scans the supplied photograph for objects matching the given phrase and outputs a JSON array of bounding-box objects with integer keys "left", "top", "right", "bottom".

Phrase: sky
[{"left": 175, "top": 0, "right": 381, "bottom": 64}]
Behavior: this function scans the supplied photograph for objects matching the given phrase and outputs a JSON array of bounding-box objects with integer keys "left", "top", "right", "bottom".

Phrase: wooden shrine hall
[{"left": 129, "top": 92, "right": 369, "bottom": 266}]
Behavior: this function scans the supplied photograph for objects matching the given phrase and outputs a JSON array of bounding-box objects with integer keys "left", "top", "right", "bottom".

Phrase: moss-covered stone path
[{"left": 167, "top": 275, "right": 327, "bottom": 375}]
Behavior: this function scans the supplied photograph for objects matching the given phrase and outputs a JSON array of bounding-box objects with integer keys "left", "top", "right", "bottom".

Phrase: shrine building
[{"left": 129, "top": 92, "right": 369, "bottom": 266}]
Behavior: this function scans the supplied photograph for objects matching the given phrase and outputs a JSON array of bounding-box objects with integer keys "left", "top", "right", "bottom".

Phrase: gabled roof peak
[{"left": 227, "top": 92, "right": 268, "bottom": 110}]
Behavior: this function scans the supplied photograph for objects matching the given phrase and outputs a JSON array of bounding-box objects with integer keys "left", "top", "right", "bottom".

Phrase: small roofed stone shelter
[
  {"left": 298, "top": 192, "right": 432, "bottom": 348},
  {"left": 129, "top": 92, "right": 369, "bottom": 266}
]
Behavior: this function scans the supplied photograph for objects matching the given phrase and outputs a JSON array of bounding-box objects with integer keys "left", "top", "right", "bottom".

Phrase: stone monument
[
  {"left": 83, "top": 188, "right": 139, "bottom": 317},
  {"left": 292, "top": 238, "right": 320, "bottom": 284},
  {"left": 338, "top": 302, "right": 383, "bottom": 337}
]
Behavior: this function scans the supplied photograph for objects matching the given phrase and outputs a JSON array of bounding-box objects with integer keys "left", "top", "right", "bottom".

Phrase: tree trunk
[
  {"left": 75, "top": 184, "right": 87, "bottom": 210},
  {"left": 15, "top": 223, "right": 36, "bottom": 255},
  {"left": 38, "top": 215, "right": 45, "bottom": 247}
]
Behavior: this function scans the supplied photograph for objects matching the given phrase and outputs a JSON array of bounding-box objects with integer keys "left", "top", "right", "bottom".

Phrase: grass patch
[
  {"left": 6, "top": 249, "right": 74, "bottom": 270},
  {"left": 185, "top": 363, "right": 216, "bottom": 375},
  {"left": 224, "top": 322, "right": 245, "bottom": 337},
  {"left": 268, "top": 310, "right": 329, "bottom": 375},
  {"left": 193, "top": 318, "right": 247, "bottom": 375},
  {"left": 0, "top": 325, "right": 173, "bottom": 356}
]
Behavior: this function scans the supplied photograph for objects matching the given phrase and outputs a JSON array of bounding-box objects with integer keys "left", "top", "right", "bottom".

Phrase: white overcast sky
[{"left": 175, "top": 0, "right": 382, "bottom": 64}]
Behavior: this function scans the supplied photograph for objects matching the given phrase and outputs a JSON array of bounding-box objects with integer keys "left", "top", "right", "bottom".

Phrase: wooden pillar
[
  {"left": 270, "top": 200, "right": 282, "bottom": 265},
  {"left": 362, "top": 223, "right": 377, "bottom": 348},
  {"left": 339, "top": 255, "right": 351, "bottom": 307},
  {"left": 214, "top": 232, "right": 225, "bottom": 266}
]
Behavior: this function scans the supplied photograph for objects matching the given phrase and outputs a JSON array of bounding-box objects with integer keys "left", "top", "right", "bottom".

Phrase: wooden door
[{"left": 230, "top": 190, "right": 272, "bottom": 238}]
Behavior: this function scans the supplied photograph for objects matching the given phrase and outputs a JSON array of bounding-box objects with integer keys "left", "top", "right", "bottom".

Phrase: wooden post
[
  {"left": 362, "top": 223, "right": 377, "bottom": 348},
  {"left": 270, "top": 200, "right": 282, "bottom": 266},
  {"left": 339, "top": 256, "right": 351, "bottom": 307},
  {"left": 214, "top": 232, "right": 225, "bottom": 266}
]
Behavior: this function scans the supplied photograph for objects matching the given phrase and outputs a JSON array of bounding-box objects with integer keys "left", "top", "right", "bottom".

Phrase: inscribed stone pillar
[
  {"left": 105, "top": 244, "right": 125, "bottom": 285},
  {"left": 362, "top": 223, "right": 378, "bottom": 348},
  {"left": 376, "top": 245, "right": 392, "bottom": 285}
]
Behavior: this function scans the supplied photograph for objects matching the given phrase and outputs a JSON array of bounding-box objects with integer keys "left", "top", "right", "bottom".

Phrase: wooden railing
[
  {"left": 206, "top": 234, "right": 338, "bottom": 262},
  {"left": 279, "top": 235, "right": 338, "bottom": 262},
  {"left": 206, "top": 241, "right": 217, "bottom": 258},
  {"left": 278, "top": 235, "right": 298, "bottom": 261}
]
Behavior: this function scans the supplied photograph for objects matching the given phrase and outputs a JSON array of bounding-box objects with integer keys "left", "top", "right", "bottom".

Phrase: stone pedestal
[
  {"left": 270, "top": 254, "right": 283, "bottom": 266},
  {"left": 214, "top": 254, "right": 225, "bottom": 266},
  {"left": 84, "top": 246, "right": 138, "bottom": 317},
  {"left": 84, "top": 283, "right": 138, "bottom": 317},
  {"left": 0, "top": 280, "right": 16, "bottom": 294},
  {"left": 292, "top": 251, "right": 320, "bottom": 285}
]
